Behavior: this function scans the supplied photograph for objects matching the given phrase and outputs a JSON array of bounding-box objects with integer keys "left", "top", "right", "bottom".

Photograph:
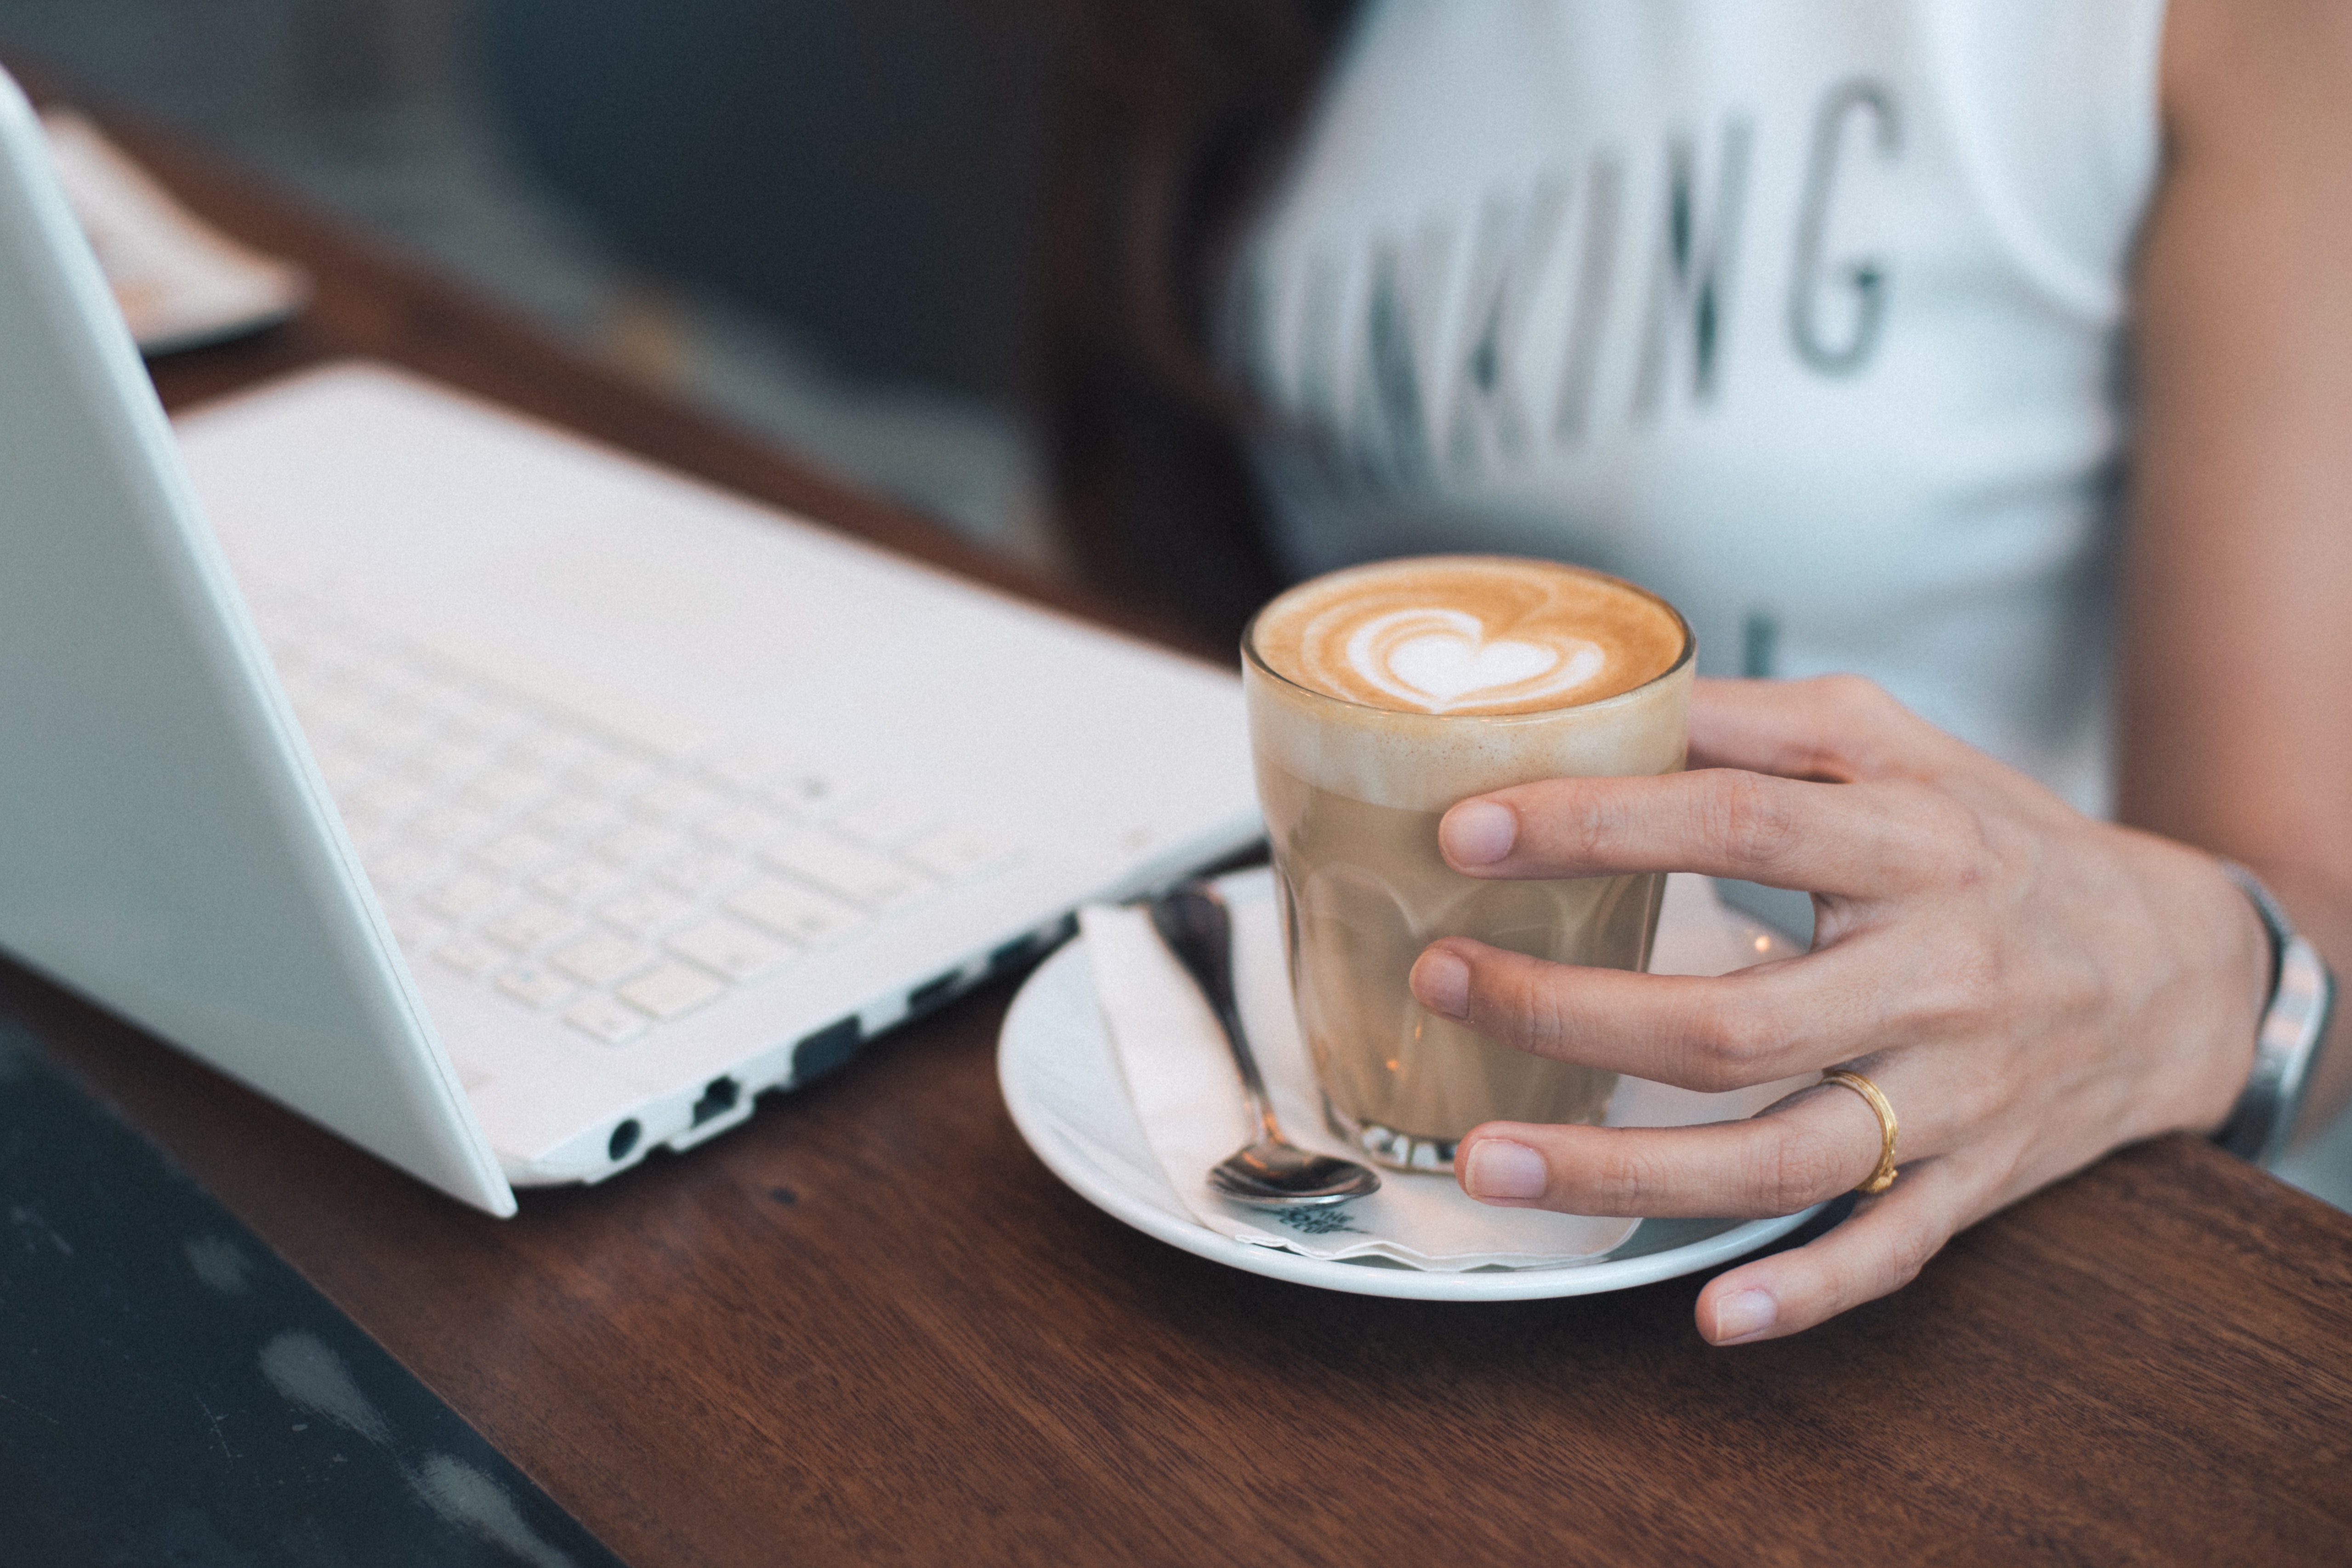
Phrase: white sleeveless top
[{"left": 1228, "top": 0, "right": 2167, "bottom": 812}]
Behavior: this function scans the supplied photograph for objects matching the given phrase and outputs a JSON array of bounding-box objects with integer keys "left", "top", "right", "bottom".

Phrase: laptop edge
[{"left": 0, "top": 68, "right": 515, "bottom": 1214}]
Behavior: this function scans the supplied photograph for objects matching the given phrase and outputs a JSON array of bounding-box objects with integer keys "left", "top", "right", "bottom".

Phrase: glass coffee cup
[{"left": 1242, "top": 555, "right": 1694, "bottom": 1173}]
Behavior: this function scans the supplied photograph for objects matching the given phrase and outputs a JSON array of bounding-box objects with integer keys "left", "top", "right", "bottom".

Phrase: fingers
[
  {"left": 1686, "top": 673, "right": 1964, "bottom": 782},
  {"left": 1437, "top": 767, "right": 1983, "bottom": 900},
  {"left": 1409, "top": 937, "right": 1887, "bottom": 1089},
  {"left": 1453, "top": 1079, "right": 1895, "bottom": 1218},
  {"left": 1451, "top": 1061, "right": 1990, "bottom": 1345},
  {"left": 1694, "top": 1154, "right": 1974, "bottom": 1344}
]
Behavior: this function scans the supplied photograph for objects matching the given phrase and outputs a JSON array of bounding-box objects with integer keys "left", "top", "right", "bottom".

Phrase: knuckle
[
  {"left": 1911, "top": 794, "right": 2000, "bottom": 886},
  {"left": 1500, "top": 960, "right": 1576, "bottom": 1055},
  {"left": 1682, "top": 989, "right": 1790, "bottom": 1085},
  {"left": 1585, "top": 1137, "right": 1666, "bottom": 1213},
  {"left": 1878, "top": 1218, "right": 1947, "bottom": 1292},
  {"left": 1815, "top": 672, "right": 1898, "bottom": 722},
  {"left": 1708, "top": 770, "right": 1802, "bottom": 871},
  {"left": 1568, "top": 787, "right": 1625, "bottom": 863},
  {"left": 1801, "top": 676, "right": 1914, "bottom": 777},
  {"left": 1679, "top": 1048, "right": 1758, "bottom": 1094},
  {"left": 1682, "top": 1059, "right": 1750, "bottom": 1095},
  {"left": 1752, "top": 1127, "right": 1852, "bottom": 1213},
  {"left": 1921, "top": 929, "right": 2011, "bottom": 1036}
]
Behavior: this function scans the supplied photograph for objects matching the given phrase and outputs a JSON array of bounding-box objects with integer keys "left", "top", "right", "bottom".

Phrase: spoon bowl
[
  {"left": 1208, "top": 1140, "right": 1383, "bottom": 1208},
  {"left": 1148, "top": 882, "right": 1381, "bottom": 1211}
]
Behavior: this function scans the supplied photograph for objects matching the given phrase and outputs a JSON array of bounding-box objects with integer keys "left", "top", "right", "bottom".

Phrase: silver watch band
[{"left": 2212, "top": 863, "right": 2338, "bottom": 1168}]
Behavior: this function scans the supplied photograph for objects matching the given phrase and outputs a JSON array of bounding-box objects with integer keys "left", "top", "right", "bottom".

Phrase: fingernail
[
  {"left": 1462, "top": 1138, "right": 1547, "bottom": 1200},
  {"left": 1710, "top": 1288, "right": 1778, "bottom": 1345},
  {"left": 1411, "top": 949, "right": 1470, "bottom": 1020},
  {"left": 1441, "top": 801, "right": 1517, "bottom": 866}
]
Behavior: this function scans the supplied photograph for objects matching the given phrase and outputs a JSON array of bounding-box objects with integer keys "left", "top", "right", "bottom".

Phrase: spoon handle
[{"left": 1148, "top": 883, "right": 1282, "bottom": 1144}]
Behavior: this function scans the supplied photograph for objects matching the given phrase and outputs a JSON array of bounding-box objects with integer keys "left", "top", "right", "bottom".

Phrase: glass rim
[{"left": 1238, "top": 556, "right": 1696, "bottom": 724}]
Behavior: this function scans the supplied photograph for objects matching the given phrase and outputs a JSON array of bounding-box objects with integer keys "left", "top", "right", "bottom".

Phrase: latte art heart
[
  {"left": 1347, "top": 608, "right": 1607, "bottom": 714},
  {"left": 1249, "top": 555, "right": 1685, "bottom": 719}
]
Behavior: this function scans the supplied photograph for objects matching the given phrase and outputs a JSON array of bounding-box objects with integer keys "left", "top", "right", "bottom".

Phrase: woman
[{"left": 1034, "top": 0, "right": 2352, "bottom": 1343}]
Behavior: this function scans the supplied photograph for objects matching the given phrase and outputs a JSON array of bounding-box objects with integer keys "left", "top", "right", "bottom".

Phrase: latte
[
  {"left": 1250, "top": 555, "right": 1685, "bottom": 718},
  {"left": 1243, "top": 557, "right": 1693, "bottom": 1171}
]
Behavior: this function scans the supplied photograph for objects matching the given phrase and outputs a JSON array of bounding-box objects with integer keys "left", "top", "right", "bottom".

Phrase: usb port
[
  {"left": 791, "top": 1016, "right": 860, "bottom": 1084},
  {"left": 691, "top": 1076, "right": 740, "bottom": 1127},
  {"left": 907, "top": 969, "right": 963, "bottom": 1017},
  {"left": 989, "top": 915, "right": 1075, "bottom": 977}
]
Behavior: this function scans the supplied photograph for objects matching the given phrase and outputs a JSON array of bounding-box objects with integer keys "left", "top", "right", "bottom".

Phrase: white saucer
[{"left": 997, "top": 878, "right": 1822, "bottom": 1302}]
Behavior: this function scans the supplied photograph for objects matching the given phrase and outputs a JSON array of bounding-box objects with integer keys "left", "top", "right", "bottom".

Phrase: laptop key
[
  {"left": 900, "top": 826, "right": 1015, "bottom": 884},
  {"left": 498, "top": 728, "right": 586, "bottom": 773},
  {"left": 411, "top": 803, "right": 500, "bottom": 852},
  {"left": 291, "top": 685, "right": 371, "bottom": 734},
  {"left": 762, "top": 769, "right": 859, "bottom": 818},
  {"left": 764, "top": 833, "right": 930, "bottom": 911},
  {"left": 694, "top": 804, "right": 788, "bottom": 853},
  {"left": 563, "top": 995, "right": 646, "bottom": 1046},
  {"left": 360, "top": 842, "right": 443, "bottom": 894},
  {"left": 631, "top": 778, "right": 725, "bottom": 824},
  {"left": 551, "top": 932, "right": 652, "bottom": 987},
  {"left": 432, "top": 937, "right": 505, "bottom": 977},
  {"left": 699, "top": 744, "right": 790, "bottom": 791},
  {"left": 667, "top": 917, "right": 793, "bottom": 983},
  {"left": 421, "top": 630, "right": 707, "bottom": 759},
  {"left": 423, "top": 871, "right": 507, "bottom": 923},
  {"left": 530, "top": 795, "right": 614, "bottom": 840},
  {"left": 410, "top": 737, "right": 499, "bottom": 788},
  {"left": 462, "top": 765, "right": 546, "bottom": 813},
  {"left": 562, "top": 746, "right": 656, "bottom": 798},
  {"left": 830, "top": 795, "right": 941, "bottom": 849},
  {"left": 617, "top": 963, "right": 725, "bottom": 1022},
  {"left": 482, "top": 902, "right": 578, "bottom": 953},
  {"left": 474, "top": 828, "right": 567, "bottom": 877},
  {"left": 649, "top": 849, "right": 747, "bottom": 900},
  {"left": 592, "top": 822, "right": 679, "bottom": 867},
  {"left": 359, "top": 714, "right": 438, "bottom": 764},
  {"left": 596, "top": 886, "right": 695, "bottom": 939},
  {"left": 532, "top": 858, "right": 626, "bottom": 908},
  {"left": 385, "top": 910, "right": 443, "bottom": 951},
  {"left": 495, "top": 964, "right": 574, "bottom": 1011},
  {"left": 350, "top": 775, "right": 432, "bottom": 822},
  {"left": 726, "top": 876, "right": 868, "bottom": 948}
]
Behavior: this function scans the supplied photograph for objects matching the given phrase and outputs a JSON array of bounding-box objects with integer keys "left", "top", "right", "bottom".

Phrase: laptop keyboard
[{"left": 250, "top": 591, "right": 1017, "bottom": 1050}]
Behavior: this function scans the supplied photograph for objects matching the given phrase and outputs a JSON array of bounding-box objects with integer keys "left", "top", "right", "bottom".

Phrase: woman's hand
[{"left": 1406, "top": 674, "right": 2271, "bottom": 1345}]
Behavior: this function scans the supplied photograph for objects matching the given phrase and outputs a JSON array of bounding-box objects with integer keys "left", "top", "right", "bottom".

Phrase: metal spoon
[{"left": 1148, "top": 882, "right": 1381, "bottom": 1209}]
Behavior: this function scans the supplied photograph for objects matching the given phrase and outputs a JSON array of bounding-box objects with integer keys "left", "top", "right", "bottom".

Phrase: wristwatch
[{"left": 2212, "top": 863, "right": 2339, "bottom": 1168}]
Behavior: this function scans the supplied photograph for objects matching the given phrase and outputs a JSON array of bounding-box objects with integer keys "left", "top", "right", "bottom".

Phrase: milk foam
[
  {"left": 1346, "top": 608, "right": 1606, "bottom": 713},
  {"left": 1245, "top": 557, "right": 1693, "bottom": 810},
  {"left": 1253, "top": 556, "right": 1683, "bottom": 717}
]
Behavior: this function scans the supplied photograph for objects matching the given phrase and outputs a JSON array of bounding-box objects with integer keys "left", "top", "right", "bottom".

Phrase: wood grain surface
[{"left": 13, "top": 65, "right": 2352, "bottom": 1568}]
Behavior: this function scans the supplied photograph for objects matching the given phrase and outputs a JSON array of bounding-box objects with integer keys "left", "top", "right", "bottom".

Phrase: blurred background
[{"left": 0, "top": 0, "right": 1059, "bottom": 564}]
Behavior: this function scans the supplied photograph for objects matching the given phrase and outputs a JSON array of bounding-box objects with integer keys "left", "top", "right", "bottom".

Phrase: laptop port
[
  {"left": 989, "top": 914, "right": 1076, "bottom": 978},
  {"left": 608, "top": 1119, "right": 642, "bottom": 1162},
  {"left": 791, "top": 1016, "right": 860, "bottom": 1084},
  {"left": 691, "top": 1076, "right": 741, "bottom": 1127},
  {"left": 907, "top": 969, "right": 962, "bottom": 1017}
]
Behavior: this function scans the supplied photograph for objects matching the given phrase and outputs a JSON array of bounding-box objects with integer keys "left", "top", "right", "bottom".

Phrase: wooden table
[{"left": 15, "top": 82, "right": 2352, "bottom": 1568}]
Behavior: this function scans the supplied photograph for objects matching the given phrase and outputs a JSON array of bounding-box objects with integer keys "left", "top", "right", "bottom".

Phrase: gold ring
[{"left": 1820, "top": 1068, "right": 1899, "bottom": 1195}]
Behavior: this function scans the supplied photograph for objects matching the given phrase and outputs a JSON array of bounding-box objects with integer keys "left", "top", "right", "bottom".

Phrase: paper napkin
[{"left": 1079, "top": 870, "right": 1811, "bottom": 1272}]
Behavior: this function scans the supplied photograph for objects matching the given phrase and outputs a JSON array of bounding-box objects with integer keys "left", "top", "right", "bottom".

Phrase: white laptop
[{"left": 0, "top": 70, "right": 1261, "bottom": 1216}]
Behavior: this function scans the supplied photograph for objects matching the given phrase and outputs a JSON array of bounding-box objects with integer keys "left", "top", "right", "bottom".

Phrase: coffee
[
  {"left": 1250, "top": 556, "right": 1687, "bottom": 717},
  {"left": 1244, "top": 556, "right": 1692, "bottom": 1171}
]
